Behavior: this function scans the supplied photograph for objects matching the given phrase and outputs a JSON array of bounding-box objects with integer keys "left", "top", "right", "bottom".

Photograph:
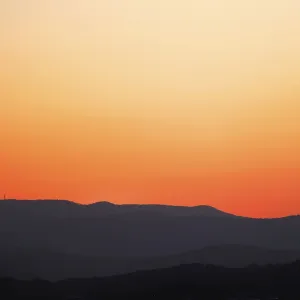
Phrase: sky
[{"left": 1, "top": 0, "right": 300, "bottom": 217}]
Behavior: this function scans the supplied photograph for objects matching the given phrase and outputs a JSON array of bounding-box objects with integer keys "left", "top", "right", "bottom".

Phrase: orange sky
[{"left": 1, "top": 0, "right": 300, "bottom": 217}]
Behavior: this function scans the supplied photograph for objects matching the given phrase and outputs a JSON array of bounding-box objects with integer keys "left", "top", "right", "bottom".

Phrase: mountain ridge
[
  {"left": 2, "top": 199, "right": 299, "bottom": 219},
  {"left": 0, "top": 199, "right": 235, "bottom": 218}
]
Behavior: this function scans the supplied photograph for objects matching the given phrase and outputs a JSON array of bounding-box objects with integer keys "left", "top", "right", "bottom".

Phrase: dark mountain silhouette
[
  {"left": 2, "top": 261, "right": 300, "bottom": 299},
  {"left": 1, "top": 199, "right": 300, "bottom": 280},
  {"left": 1, "top": 200, "right": 300, "bottom": 257}
]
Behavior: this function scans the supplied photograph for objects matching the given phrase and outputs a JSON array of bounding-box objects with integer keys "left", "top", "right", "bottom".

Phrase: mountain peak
[{"left": 89, "top": 201, "right": 116, "bottom": 207}]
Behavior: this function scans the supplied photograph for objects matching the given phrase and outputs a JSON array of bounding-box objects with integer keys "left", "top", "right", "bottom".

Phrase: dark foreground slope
[{"left": 1, "top": 261, "right": 300, "bottom": 300}]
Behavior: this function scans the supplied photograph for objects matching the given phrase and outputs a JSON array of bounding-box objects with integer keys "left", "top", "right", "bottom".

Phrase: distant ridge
[
  {"left": 1, "top": 199, "right": 299, "bottom": 219},
  {"left": 0, "top": 199, "right": 236, "bottom": 218}
]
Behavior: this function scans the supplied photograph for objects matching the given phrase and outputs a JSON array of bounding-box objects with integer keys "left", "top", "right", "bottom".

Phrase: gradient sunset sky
[{"left": 1, "top": 0, "right": 300, "bottom": 217}]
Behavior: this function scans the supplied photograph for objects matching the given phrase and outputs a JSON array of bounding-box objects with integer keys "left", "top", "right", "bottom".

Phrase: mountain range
[{"left": 0, "top": 199, "right": 300, "bottom": 280}]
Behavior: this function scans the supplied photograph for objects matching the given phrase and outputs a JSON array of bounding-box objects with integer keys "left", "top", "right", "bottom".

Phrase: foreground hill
[{"left": 2, "top": 261, "right": 300, "bottom": 299}]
